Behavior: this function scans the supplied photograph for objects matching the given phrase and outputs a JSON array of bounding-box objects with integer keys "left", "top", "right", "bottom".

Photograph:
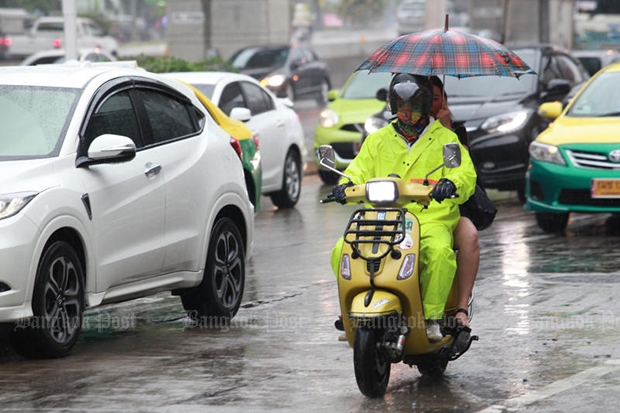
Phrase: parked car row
[
  {"left": 314, "top": 45, "right": 591, "bottom": 202},
  {"left": 0, "top": 45, "right": 316, "bottom": 358}
]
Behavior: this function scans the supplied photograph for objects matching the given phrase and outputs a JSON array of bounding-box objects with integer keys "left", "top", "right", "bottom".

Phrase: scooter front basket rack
[{"left": 343, "top": 207, "right": 406, "bottom": 261}]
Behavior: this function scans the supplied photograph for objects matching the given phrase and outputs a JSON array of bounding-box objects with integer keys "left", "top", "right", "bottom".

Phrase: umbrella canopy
[{"left": 356, "top": 28, "right": 537, "bottom": 79}]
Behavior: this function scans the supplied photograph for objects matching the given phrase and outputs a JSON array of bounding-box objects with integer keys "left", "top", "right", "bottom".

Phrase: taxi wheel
[{"left": 536, "top": 212, "right": 569, "bottom": 233}]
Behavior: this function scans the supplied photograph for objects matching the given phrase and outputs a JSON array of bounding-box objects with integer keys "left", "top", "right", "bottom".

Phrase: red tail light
[
  {"left": 229, "top": 137, "right": 243, "bottom": 160},
  {"left": 53, "top": 38, "right": 62, "bottom": 48},
  {"left": 0, "top": 37, "right": 11, "bottom": 46}
]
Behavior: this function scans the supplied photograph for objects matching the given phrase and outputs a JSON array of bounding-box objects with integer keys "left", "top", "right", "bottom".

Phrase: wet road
[{"left": 2, "top": 171, "right": 620, "bottom": 412}]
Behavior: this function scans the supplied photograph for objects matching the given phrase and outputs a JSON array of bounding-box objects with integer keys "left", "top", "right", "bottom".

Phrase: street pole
[
  {"left": 425, "top": 0, "right": 446, "bottom": 30},
  {"left": 62, "top": 0, "right": 78, "bottom": 60}
]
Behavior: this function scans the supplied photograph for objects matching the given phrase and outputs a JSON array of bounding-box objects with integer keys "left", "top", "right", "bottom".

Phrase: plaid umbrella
[{"left": 356, "top": 28, "right": 536, "bottom": 79}]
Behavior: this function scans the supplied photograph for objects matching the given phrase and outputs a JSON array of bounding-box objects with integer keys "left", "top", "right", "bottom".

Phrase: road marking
[{"left": 477, "top": 360, "right": 620, "bottom": 412}]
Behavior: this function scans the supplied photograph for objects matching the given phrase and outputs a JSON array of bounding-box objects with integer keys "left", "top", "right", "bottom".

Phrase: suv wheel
[
  {"left": 319, "top": 169, "right": 340, "bottom": 185},
  {"left": 10, "top": 241, "right": 84, "bottom": 358},
  {"left": 181, "top": 217, "right": 245, "bottom": 324}
]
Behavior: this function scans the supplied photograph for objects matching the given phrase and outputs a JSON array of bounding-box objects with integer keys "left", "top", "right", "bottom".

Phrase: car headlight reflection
[
  {"left": 529, "top": 141, "right": 566, "bottom": 165},
  {"left": 0, "top": 191, "right": 38, "bottom": 220},
  {"left": 481, "top": 109, "right": 532, "bottom": 134},
  {"left": 261, "top": 74, "right": 286, "bottom": 88},
  {"left": 319, "top": 108, "right": 339, "bottom": 128},
  {"left": 364, "top": 116, "right": 388, "bottom": 134}
]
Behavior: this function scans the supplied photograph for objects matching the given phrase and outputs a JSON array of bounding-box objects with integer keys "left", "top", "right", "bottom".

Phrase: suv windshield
[
  {"left": 341, "top": 71, "right": 394, "bottom": 99},
  {"left": 0, "top": 86, "right": 78, "bottom": 159},
  {"left": 566, "top": 71, "right": 620, "bottom": 117},
  {"left": 230, "top": 47, "right": 289, "bottom": 70}
]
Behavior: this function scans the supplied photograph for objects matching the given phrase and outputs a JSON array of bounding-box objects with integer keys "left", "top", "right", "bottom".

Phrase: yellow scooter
[{"left": 318, "top": 144, "right": 478, "bottom": 397}]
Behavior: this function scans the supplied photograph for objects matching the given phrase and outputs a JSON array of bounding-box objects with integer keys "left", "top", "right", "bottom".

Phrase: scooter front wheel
[{"left": 353, "top": 326, "right": 390, "bottom": 397}]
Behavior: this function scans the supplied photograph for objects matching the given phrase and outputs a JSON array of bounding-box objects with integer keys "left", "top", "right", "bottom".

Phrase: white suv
[{"left": 0, "top": 63, "right": 254, "bottom": 358}]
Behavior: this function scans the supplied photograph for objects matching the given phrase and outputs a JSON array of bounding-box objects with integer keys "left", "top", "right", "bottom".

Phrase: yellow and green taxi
[
  {"left": 313, "top": 70, "right": 393, "bottom": 184},
  {"left": 187, "top": 84, "right": 262, "bottom": 211},
  {"left": 525, "top": 62, "right": 620, "bottom": 232}
]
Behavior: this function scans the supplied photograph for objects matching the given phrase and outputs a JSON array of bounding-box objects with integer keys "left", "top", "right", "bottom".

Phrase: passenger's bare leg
[{"left": 453, "top": 217, "right": 479, "bottom": 327}]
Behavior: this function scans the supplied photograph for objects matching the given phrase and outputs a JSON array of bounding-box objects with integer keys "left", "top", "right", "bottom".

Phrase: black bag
[{"left": 459, "top": 185, "right": 497, "bottom": 231}]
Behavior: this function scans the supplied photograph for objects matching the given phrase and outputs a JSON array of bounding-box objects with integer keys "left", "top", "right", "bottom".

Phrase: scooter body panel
[{"left": 338, "top": 209, "right": 459, "bottom": 355}]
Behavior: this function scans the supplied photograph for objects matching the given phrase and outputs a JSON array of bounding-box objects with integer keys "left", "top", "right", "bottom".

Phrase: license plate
[{"left": 592, "top": 179, "right": 620, "bottom": 198}]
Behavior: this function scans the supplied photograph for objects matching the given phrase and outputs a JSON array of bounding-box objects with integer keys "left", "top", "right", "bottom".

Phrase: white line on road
[{"left": 477, "top": 360, "right": 620, "bottom": 412}]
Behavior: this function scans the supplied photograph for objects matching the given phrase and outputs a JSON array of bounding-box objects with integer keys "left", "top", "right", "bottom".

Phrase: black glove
[
  {"left": 331, "top": 182, "right": 354, "bottom": 204},
  {"left": 431, "top": 178, "right": 457, "bottom": 203}
]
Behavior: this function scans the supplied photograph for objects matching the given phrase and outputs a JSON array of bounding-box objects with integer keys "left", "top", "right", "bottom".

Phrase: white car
[
  {"left": 163, "top": 72, "right": 306, "bottom": 209},
  {"left": 0, "top": 63, "right": 254, "bottom": 358},
  {"left": 21, "top": 48, "right": 117, "bottom": 66}
]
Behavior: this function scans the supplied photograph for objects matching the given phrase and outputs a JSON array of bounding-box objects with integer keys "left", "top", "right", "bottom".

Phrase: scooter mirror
[
  {"left": 317, "top": 145, "right": 352, "bottom": 181},
  {"left": 443, "top": 143, "right": 461, "bottom": 168},
  {"left": 318, "top": 145, "right": 336, "bottom": 169}
]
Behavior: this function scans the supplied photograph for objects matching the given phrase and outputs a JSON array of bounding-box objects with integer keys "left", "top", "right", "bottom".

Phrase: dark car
[
  {"left": 362, "top": 45, "right": 590, "bottom": 201},
  {"left": 229, "top": 44, "right": 331, "bottom": 104}
]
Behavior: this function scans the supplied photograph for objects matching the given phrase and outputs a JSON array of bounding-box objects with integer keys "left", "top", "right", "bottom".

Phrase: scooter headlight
[
  {"left": 366, "top": 180, "right": 398, "bottom": 203},
  {"left": 397, "top": 254, "right": 416, "bottom": 280},
  {"left": 340, "top": 254, "right": 351, "bottom": 280}
]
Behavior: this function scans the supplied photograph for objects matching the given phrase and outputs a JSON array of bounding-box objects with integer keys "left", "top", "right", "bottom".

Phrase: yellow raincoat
[{"left": 331, "top": 119, "right": 477, "bottom": 319}]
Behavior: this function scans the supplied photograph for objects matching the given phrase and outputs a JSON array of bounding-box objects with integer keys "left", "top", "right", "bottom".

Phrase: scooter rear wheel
[{"left": 353, "top": 326, "right": 390, "bottom": 397}]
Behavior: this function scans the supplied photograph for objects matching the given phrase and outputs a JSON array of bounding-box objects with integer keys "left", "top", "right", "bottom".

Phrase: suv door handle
[{"left": 144, "top": 162, "right": 162, "bottom": 178}]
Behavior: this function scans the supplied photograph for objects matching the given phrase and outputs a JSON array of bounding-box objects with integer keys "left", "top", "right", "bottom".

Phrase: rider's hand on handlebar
[
  {"left": 431, "top": 178, "right": 457, "bottom": 203},
  {"left": 330, "top": 181, "right": 354, "bottom": 204}
]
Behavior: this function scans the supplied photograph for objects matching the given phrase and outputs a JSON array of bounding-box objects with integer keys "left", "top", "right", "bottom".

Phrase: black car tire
[
  {"left": 180, "top": 217, "right": 245, "bottom": 324},
  {"left": 10, "top": 241, "right": 85, "bottom": 359},
  {"left": 535, "top": 212, "right": 569, "bottom": 233},
  {"left": 285, "top": 83, "right": 295, "bottom": 102},
  {"left": 270, "top": 149, "right": 302, "bottom": 208},
  {"left": 315, "top": 78, "right": 330, "bottom": 105}
]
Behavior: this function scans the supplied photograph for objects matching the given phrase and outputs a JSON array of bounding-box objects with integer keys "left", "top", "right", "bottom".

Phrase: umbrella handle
[{"left": 444, "top": 14, "right": 449, "bottom": 32}]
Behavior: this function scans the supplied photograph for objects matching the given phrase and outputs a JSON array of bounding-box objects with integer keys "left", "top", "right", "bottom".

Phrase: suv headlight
[
  {"left": 319, "top": 108, "right": 339, "bottom": 128},
  {"left": 481, "top": 109, "right": 532, "bottom": 134},
  {"left": 0, "top": 191, "right": 38, "bottom": 220},
  {"left": 364, "top": 116, "right": 388, "bottom": 134},
  {"left": 261, "top": 74, "right": 286, "bottom": 88},
  {"left": 529, "top": 141, "right": 566, "bottom": 165}
]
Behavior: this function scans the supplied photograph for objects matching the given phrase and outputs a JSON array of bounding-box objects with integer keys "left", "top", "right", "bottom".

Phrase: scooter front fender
[{"left": 349, "top": 290, "right": 402, "bottom": 318}]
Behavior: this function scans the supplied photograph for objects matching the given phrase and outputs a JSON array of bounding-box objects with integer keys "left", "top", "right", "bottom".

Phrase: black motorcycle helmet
[{"left": 388, "top": 73, "right": 433, "bottom": 118}]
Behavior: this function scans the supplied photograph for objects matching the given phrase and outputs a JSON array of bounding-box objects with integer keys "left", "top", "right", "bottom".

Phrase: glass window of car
[
  {"left": 577, "top": 57, "right": 602, "bottom": 76},
  {"left": 540, "top": 55, "right": 564, "bottom": 86},
  {"left": 341, "top": 71, "right": 395, "bottom": 99},
  {"left": 220, "top": 82, "right": 247, "bottom": 116},
  {"left": 230, "top": 47, "right": 288, "bottom": 70},
  {"left": 137, "top": 89, "right": 198, "bottom": 144},
  {"left": 0, "top": 85, "right": 78, "bottom": 159},
  {"left": 566, "top": 71, "right": 620, "bottom": 117},
  {"left": 556, "top": 54, "right": 587, "bottom": 85},
  {"left": 239, "top": 81, "right": 273, "bottom": 115},
  {"left": 83, "top": 90, "right": 142, "bottom": 147}
]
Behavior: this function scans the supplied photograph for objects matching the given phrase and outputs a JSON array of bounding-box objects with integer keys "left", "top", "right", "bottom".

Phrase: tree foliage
[
  {"left": 337, "top": 0, "right": 388, "bottom": 27},
  {"left": 124, "top": 54, "right": 236, "bottom": 74}
]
